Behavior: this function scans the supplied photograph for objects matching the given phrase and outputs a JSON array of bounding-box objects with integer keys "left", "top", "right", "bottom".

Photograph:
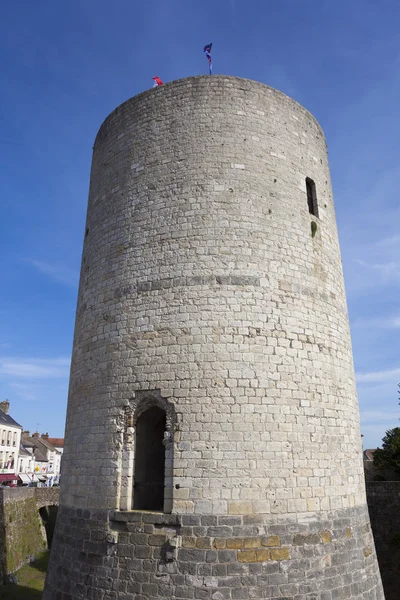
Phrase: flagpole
[{"left": 204, "top": 43, "right": 213, "bottom": 76}]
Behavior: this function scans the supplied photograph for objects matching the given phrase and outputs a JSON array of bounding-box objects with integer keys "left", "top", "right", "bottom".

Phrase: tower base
[{"left": 44, "top": 504, "right": 384, "bottom": 599}]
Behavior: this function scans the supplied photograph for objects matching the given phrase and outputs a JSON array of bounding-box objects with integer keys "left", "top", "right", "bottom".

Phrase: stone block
[
  {"left": 243, "top": 537, "right": 260, "bottom": 549},
  {"left": 228, "top": 502, "right": 252, "bottom": 516},
  {"left": 270, "top": 547, "right": 290, "bottom": 561},
  {"left": 237, "top": 550, "right": 257, "bottom": 563},
  {"left": 261, "top": 536, "right": 280, "bottom": 547},
  {"left": 293, "top": 533, "right": 320, "bottom": 546},
  {"left": 226, "top": 539, "right": 243, "bottom": 550},
  {"left": 255, "top": 549, "right": 271, "bottom": 562},
  {"left": 363, "top": 546, "right": 373, "bottom": 558},
  {"left": 196, "top": 537, "right": 212, "bottom": 549},
  {"left": 321, "top": 531, "right": 332, "bottom": 544},
  {"left": 182, "top": 536, "right": 196, "bottom": 548}
]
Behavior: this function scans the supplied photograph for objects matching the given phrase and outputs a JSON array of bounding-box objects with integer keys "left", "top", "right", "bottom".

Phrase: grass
[{"left": 1, "top": 552, "right": 49, "bottom": 600}]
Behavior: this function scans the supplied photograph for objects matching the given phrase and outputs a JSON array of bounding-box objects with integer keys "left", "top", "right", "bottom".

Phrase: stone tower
[{"left": 44, "top": 76, "right": 384, "bottom": 600}]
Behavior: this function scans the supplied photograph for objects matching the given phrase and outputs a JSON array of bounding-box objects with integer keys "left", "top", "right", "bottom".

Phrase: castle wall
[
  {"left": 48, "top": 504, "right": 382, "bottom": 599},
  {"left": 0, "top": 487, "right": 59, "bottom": 583},
  {"left": 366, "top": 481, "right": 400, "bottom": 600},
  {"left": 44, "top": 76, "right": 384, "bottom": 599}
]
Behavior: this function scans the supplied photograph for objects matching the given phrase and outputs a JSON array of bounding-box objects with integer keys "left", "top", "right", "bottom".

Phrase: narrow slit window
[{"left": 306, "top": 177, "right": 319, "bottom": 217}]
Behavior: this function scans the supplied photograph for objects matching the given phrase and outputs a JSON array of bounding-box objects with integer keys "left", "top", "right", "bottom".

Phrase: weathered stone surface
[
  {"left": 43, "top": 75, "right": 384, "bottom": 599},
  {"left": 44, "top": 506, "right": 383, "bottom": 598},
  {"left": 0, "top": 487, "right": 59, "bottom": 584},
  {"left": 366, "top": 481, "right": 400, "bottom": 599},
  {"left": 261, "top": 536, "right": 280, "bottom": 547}
]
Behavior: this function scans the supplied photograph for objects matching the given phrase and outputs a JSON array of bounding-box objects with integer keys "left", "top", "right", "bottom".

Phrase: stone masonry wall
[
  {"left": 0, "top": 487, "right": 59, "bottom": 584},
  {"left": 62, "top": 75, "right": 366, "bottom": 515},
  {"left": 366, "top": 481, "right": 400, "bottom": 600},
  {"left": 45, "top": 504, "right": 383, "bottom": 599},
  {"left": 44, "top": 76, "right": 384, "bottom": 599}
]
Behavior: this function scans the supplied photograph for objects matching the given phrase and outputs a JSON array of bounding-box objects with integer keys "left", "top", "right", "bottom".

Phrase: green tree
[
  {"left": 373, "top": 385, "right": 400, "bottom": 473},
  {"left": 374, "top": 427, "right": 400, "bottom": 474}
]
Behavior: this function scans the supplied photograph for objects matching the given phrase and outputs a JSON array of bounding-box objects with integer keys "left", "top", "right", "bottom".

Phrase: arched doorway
[
  {"left": 39, "top": 505, "right": 58, "bottom": 549},
  {"left": 134, "top": 406, "right": 166, "bottom": 511}
]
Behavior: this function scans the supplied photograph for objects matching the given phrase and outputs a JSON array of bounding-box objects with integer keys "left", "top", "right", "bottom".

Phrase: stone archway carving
[{"left": 120, "top": 390, "right": 175, "bottom": 513}]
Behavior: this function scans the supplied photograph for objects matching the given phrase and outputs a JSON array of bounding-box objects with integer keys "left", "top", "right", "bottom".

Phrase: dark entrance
[
  {"left": 39, "top": 505, "right": 58, "bottom": 549},
  {"left": 134, "top": 406, "right": 166, "bottom": 511}
]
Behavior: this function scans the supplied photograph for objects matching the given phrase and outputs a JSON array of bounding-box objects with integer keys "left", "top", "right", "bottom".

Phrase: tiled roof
[
  {"left": 36, "top": 437, "right": 59, "bottom": 452},
  {"left": 364, "top": 449, "right": 377, "bottom": 461},
  {"left": 19, "top": 447, "right": 31, "bottom": 457},
  {"left": 47, "top": 438, "right": 64, "bottom": 448},
  {"left": 33, "top": 448, "right": 48, "bottom": 463},
  {"left": 0, "top": 408, "right": 22, "bottom": 429},
  {"left": 21, "top": 440, "right": 36, "bottom": 449},
  {"left": 22, "top": 436, "right": 52, "bottom": 459}
]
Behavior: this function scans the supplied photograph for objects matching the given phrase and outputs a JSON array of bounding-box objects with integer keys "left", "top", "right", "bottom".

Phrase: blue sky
[{"left": 0, "top": 0, "right": 399, "bottom": 447}]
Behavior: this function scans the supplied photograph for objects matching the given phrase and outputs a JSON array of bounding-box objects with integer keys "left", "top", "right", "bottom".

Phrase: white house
[
  {"left": 18, "top": 438, "right": 37, "bottom": 484},
  {"left": 47, "top": 436, "right": 63, "bottom": 479},
  {"left": 22, "top": 432, "right": 62, "bottom": 485},
  {"left": 38, "top": 434, "right": 62, "bottom": 477},
  {"left": 0, "top": 400, "right": 22, "bottom": 485}
]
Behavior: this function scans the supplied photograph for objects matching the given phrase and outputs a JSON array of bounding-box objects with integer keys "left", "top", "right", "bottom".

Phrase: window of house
[
  {"left": 7, "top": 431, "right": 11, "bottom": 446},
  {"left": 306, "top": 177, "right": 319, "bottom": 217}
]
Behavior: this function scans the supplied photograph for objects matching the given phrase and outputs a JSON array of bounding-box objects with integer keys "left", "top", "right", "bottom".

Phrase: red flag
[{"left": 152, "top": 76, "right": 163, "bottom": 86}]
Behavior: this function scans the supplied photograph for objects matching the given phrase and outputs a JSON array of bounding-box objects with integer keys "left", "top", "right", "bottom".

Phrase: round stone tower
[{"left": 44, "top": 76, "right": 384, "bottom": 600}]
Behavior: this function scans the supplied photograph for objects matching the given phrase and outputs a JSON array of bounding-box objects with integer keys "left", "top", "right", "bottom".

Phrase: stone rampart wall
[
  {"left": 367, "top": 481, "right": 400, "bottom": 600},
  {"left": 0, "top": 487, "right": 59, "bottom": 583}
]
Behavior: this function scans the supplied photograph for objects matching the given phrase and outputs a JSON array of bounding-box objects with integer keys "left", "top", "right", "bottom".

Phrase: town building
[
  {"left": 48, "top": 437, "right": 64, "bottom": 477},
  {"left": 18, "top": 440, "right": 37, "bottom": 485},
  {"left": 36, "top": 433, "right": 62, "bottom": 484},
  {"left": 47, "top": 437, "right": 64, "bottom": 456},
  {"left": 21, "top": 432, "right": 62, "bottom": 485},
  {"left": 0, "top": 400, "right": 22, "bottom": 485}
]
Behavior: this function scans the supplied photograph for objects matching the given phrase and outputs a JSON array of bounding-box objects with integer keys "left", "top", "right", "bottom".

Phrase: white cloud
[
  {"left": 28, "top": 259, "right": 79, "bottom": 288},
  {"left": 354, "top": 259, "right": 400, "bottom": 283},
  {"left": 352, "top": 315, "right": 400, "bottom": 329},
  {"left": 0, "top": 357, "right": 71, "bottom": 379},
  {"left": 9, "top": 381, "right": 68, "bottom": 402},
  {"left": 360, "top": 410, "right": 399, "bottom": 423},
  {"left": 9, "top": 382, "right": 39, "bottom": 401},
  {"left": 376, "top": 235, "right": 400, "bottom": 247},
  {"left": 356, "top": 367, "right": 400, "bottom": 384}
]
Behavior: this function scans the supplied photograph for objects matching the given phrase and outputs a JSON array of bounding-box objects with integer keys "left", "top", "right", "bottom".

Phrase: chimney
[
  {"left": 41, "top": 433, "right": 49, "bottom": 440},
  {"left": 0, "top": 400, "right": 10, "bottom": 414},
  {"left": 22, "top": 430, "right": 30, "bottom": 438},
  {"left": 32, "top": 432, "right": 39, "bottom": 438}
]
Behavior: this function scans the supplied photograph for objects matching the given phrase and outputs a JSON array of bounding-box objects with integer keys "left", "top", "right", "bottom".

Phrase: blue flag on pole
[{"left": 204, "top": 43, "right": 212, "bottom": 75}]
